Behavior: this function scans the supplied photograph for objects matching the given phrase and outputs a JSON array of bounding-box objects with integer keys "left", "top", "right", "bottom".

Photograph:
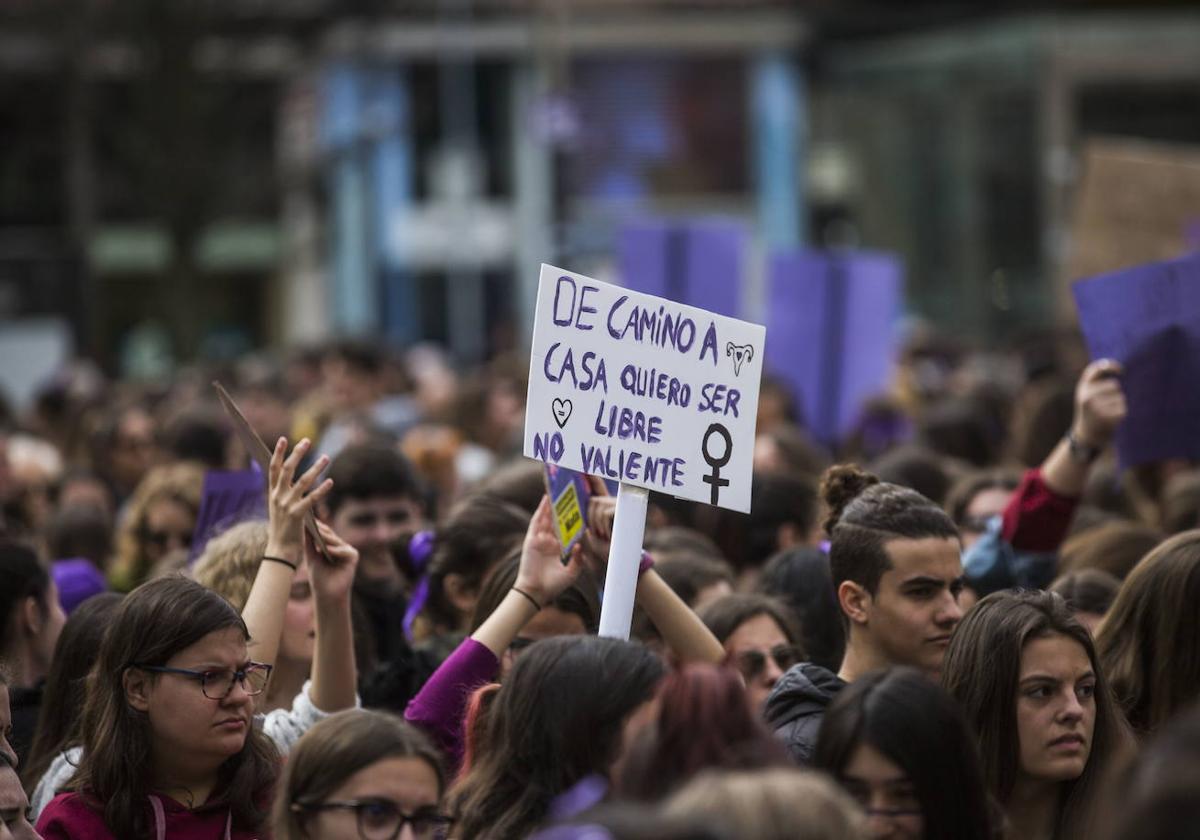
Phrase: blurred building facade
[{"left": 1, "top": 2, "right": 1199, "bottom": 373}]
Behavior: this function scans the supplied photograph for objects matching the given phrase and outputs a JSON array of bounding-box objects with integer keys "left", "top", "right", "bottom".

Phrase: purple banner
[
  {"left": 1073, "top": 253, "right": 1200, "bottom": 469},
  {"left": 618, "top": 218, "right": 744, "bottom": 319},
  {"left": 189, "top": 468, "right": 267, "bottom": 562},
  {"left": 765, "top": 251, "right": 903, "bottom": 447}
]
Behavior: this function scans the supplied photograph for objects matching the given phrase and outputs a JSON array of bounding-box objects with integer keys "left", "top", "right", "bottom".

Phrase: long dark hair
[
  {"left": 942, "top": 590, "right": 1131, "bottom": 839},
  {"left": 1096, "top": 530, "right": 1200, "bottom": 735},
  {"left": 448, "top": 636, "right": 665, "bottom": 839},
  {"left": 22, "top": 593, "right": 123, "bottom": 793},
  {"left": 815, "top": 667, "right": 995, "bottom": 840},
  {"left": 420, "top": 495, "right": 528, "bottom": 635},
  {"left": 68, "top": 576, "right": 279, "bottom": 839},
  {"left": 274, "top": 709, "right": 445, "bottom": 840},
  {"left": 757, "top": 547, "right": 845, "bottom": 672}
]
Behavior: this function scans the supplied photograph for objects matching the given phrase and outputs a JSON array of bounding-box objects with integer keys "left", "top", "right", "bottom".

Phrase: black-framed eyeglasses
[
  {"left": 132, "top": 662, "right": 273, "bottom": 700},
  {"left": 735, "top": 644, "right": 803, "bottom": 682},
  {"left": 292, "top": 799, "right": 455, "bottom": 840}
]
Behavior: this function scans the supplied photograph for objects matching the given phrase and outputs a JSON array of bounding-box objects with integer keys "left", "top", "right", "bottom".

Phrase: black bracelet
[
  {"left": 511, "top": 586, "right": 542, "bottom": 611},
  {"left": 1067, "top": 431, "right": 1102, "bottom": 465},
  {"left": 262, "top": 555, "right": 298, "bottom": 572}
]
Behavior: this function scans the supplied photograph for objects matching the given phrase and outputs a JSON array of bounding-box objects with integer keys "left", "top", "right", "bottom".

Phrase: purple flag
[
  {"left": 618, "top": 218, "right": 744, "bottom": 318},
  {"left": 189, "top": 468, "right": 267, "bottom": 562},
  {"left": 765, "top": 251, "right": 903, "bottom": 447},
  {"left": 1073, "top": 253, "right": 1200, "bottom": 468}
]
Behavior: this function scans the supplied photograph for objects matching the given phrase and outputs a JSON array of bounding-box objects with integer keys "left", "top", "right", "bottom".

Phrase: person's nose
[
  {"left": 937, "top": 590, "right": 964, "bottom": 628},
  {"left": 1058, "top": 689, "right": 1085, "bottom": 724},
  {"left": 762, "top": 654, "right": 784, "bottom": 688},
  {"left": 369, "top": 517, "right": 393, "bottom": 545},
  {"left": 221, "top": 676, "right": 255, "bottom": 708}
]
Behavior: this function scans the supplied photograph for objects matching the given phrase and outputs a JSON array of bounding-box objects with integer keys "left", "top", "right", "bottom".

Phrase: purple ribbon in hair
[{"left": 402, "top": 530, "right": 436, "bottom": 641}]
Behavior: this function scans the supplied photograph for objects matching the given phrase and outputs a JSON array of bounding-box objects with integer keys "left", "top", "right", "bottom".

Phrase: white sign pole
[{"left": 597, "top": 483, "right": 649, "bottom": 640}]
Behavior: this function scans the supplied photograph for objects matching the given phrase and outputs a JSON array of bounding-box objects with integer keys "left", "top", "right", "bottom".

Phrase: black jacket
[{"left": 763, "top": 662, "right": 847, "bottom": 765}]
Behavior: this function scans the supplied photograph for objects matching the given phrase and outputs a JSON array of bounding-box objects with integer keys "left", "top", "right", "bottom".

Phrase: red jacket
[{"left": 36, "top": 792, "right": 268, "bottom": 840}]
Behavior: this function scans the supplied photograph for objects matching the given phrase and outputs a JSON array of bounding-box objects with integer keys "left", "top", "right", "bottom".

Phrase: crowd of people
[{"left": 0, "top": 332, "right": 1198, "bottom": 839}]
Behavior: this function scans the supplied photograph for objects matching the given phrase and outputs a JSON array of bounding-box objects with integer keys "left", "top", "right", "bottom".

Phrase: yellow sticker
[{"left": 553, "top": 481, "right": 584, "bottom": 549}]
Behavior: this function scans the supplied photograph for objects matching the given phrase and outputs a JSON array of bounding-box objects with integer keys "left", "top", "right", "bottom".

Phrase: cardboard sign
[
  {"left": 1063, "top": 138, "right": 1200, "bottom": 317},
  {"left": 765, "top": 251, "right": 902, "bottom": 447},
  {"left": 524, "top": 265, "right": 765, "bottom": 513},
  {"left": 1073, "top": 252, "right": 1200, "bottom": 468}
]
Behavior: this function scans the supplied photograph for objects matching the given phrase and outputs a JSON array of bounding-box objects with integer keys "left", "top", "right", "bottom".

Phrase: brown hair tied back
[{"left": 821, "top": 464, "right": 881, "bottom": 536}]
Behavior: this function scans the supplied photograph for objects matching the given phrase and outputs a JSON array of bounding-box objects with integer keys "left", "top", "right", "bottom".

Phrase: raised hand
[
  {"left": 306, "top": 520, "right": 359, "bottom": 604},
  {"left": 580, "top": 475, "right": 616, "bottom": 579},
  {"left": 514, "top": 495, "right": 584, "bottom": 607},
  {"left": 1072, "top": 359, "right": 1126, "bottom": 449},
  {"left": 266, "top": 437, "right": 333, "bottom": 559}
]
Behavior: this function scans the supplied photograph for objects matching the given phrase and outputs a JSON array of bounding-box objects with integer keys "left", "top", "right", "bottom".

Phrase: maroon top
[
  {"left": 1001, "top": 468, "right": 1080, "bottom": 554},
  {"left": 37, "top": 791, "right": 261, "bottom": 840}
]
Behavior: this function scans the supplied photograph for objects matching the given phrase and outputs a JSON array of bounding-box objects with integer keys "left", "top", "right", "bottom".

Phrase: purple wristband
[{"left": 638, "top": 551, "right": 655, "bottom": 576}]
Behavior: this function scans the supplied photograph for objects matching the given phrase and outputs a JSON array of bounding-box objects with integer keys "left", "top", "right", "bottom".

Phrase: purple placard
[
  {"left": 189, "top": 468, "right": 267, "bottom": 562},
  {"left": 1187, "top": 218, "right": 1200, "bottom": 252},
  {"left": 618, "top": 218, "right": 744, "bottom": 319},
  {"left": 765, "top": 250, "right": 902, "bottom": 447},
  {"left": 1073, "top": 252, "right": 1200, "bottom": 469}
]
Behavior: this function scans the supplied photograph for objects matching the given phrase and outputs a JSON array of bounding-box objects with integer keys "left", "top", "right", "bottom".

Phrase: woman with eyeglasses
[
  {"left": 35, "top": 575, "right": 281, "bottom": 838},
  {"left": 814, "top": 667, "right": 995, "bottom": 840},
  {"left": 275, "top": 709, "right": 451, "bottom": 840},
  {"left": 697, "top": 593, "right": 803, "bottom": 711},
  {"left": 36, "top": 437, "right": 359, "bottom": 839}
]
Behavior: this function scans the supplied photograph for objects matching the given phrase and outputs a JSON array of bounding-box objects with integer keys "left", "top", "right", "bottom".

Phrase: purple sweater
[{"left": 404, "top": 638, "right": 499, "bottom": 771}]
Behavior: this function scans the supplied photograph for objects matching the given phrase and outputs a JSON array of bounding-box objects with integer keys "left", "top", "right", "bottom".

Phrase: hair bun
[{"left": 821, "top": 464, "right": 881, "bottom": 535}]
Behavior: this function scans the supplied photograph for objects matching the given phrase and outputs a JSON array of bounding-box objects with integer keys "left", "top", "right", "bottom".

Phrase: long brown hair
[
  {"left": 273, "top": 709, "right": 445, "bottom": 840},
  {"left": 22, "top": 593, "right": 123, "bottom": 794},
  {"left": 942, "top": 590, "right": 1131, "bottom": 839},
  {"left": 448, "top": 636, "right": 665, "bottom": 839},
  {"left": 1096, "top": 530, "right": 1200, "bottom": 735},
  {"left": 68, "top": 576, "right": 279, "bottom": 839}
]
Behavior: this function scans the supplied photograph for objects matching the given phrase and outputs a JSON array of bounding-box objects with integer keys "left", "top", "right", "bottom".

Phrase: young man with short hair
[{"left": 764, "top": 467, "right": 964, "bottom": 764}]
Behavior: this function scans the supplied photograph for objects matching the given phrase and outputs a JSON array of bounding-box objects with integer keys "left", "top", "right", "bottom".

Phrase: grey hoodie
[{"left": 763, "top": 662, "right": 847, "bottom": 765}]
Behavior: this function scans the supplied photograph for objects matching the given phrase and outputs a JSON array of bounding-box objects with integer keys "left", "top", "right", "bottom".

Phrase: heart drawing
[
  {"left": 552, "top": 398, "right": 573, "bottom": 429},
  {"left": 725, "top": 342, "right": 754, "bottom": 376}
]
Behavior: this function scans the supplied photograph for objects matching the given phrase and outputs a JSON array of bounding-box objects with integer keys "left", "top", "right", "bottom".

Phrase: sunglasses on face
[
  {"left": 292, "top": 799, "right": 455, "bottom": 840},
  {"left": 734, "top": 644, "right": 803, "bottom": 682},
  {"left": 140, "top": 527, "right": 194, "bottom": 550}
]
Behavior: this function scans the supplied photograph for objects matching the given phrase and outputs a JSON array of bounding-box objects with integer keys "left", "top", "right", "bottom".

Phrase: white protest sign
[{"left": 524, "top": 264, "right": 765, "bottom": 513}]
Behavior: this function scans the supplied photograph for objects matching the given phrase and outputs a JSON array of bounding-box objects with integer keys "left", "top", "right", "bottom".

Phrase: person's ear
[
  {"left": 123, "top": 667, "right": 153, "bottom": 712},
  {"left": 20, "top": 596, "right": 43, "bottom": 639},
  {"left": 443, "top": 573, "right": 478, "bottom": 616},
  {"left": 838, "top": 580, "right": 872, "bottom": 627}
]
